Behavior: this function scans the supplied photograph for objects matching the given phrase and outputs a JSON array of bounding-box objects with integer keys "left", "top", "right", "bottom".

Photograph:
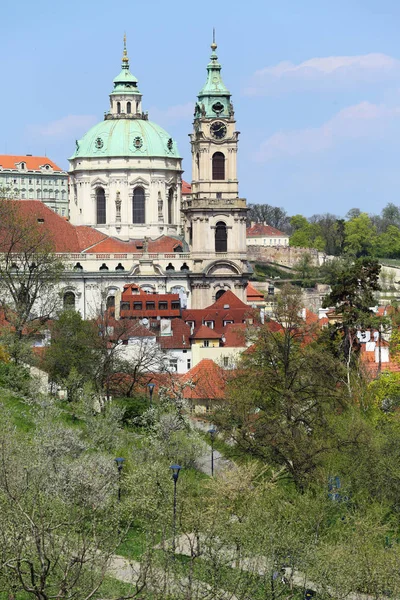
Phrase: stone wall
[{"left": 247, "top": 245, "right": 323, "bottom": 267}]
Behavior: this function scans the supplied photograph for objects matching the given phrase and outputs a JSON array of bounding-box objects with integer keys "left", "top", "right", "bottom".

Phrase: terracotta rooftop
[
  {"left": 157, "top": 319, "right": 192, "bottom": 349},
  {"left": 246, "top": 283, "right": 264, "bottom": 301},
  {"left": 182, "top": 180, "right": 192, "bottom": 194},
  {"left": 223, "top": 323, "right": 248, "bottom": 347},
  {"left": 179, "top": 359, "right": 227, "bottom": 400},
  {"left": 0, "top": 155, "right": 63, "bottom": 172},
  {"left": 83, "top": 235, "right": 185, "bottom": 254},
  {"left": 247, "top": 222, "right": 287, "bottom": 238},
  {"left": 191, "top": 325, "right": 222, "bottom": 340},
  {"left": 207, "top": 290, "right": 249, "bottom": 310}
]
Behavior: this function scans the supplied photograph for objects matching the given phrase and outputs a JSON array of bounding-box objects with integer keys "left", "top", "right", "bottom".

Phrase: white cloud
[
  {"left": 256, "top": 101, "right": 400, "bottom": 161},
  {"left": 245, "top": 53, "right": 400, "bottom": 96},
  {"left": 148, "top": 102, "right": 193, "bottom": 127},
  {"left": 28, "top": 115, "right": 97, "bottom": 138}
]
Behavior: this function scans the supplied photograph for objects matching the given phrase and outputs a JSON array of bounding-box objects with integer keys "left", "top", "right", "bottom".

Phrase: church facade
[{"left": 61, "top": 37, "right": 251, "bottom": 314}]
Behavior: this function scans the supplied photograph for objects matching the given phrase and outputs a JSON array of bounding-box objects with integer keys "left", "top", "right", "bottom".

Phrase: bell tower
[
  {"left": 190, "top": 32, "right": 239, "bottom": 200},
  {"left": 182, "top": 35, "right": 251, "bottom": 308}
]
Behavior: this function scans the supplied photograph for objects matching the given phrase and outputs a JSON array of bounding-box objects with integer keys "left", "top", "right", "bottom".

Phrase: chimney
[{"left": 251, "top": 221, "right": 255, "bottom": 227}]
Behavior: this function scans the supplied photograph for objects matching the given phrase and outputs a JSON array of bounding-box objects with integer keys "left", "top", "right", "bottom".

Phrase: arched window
[
  {"left": 168, "top": 188, "right": 174, "bottom": 224},
  {"left": 180, "top": 262, "right": 189, "bottom": 271},
  {"left": 215, "top": 289, "right": 226, "bottom": 301},
  {"left": 132, "top": 187, "right": 145, "bottom": 223},
  {"left": 127, "top": 101, "right": 131, "bottom": 114},
  {"left": 96, "top": 187, "right": 106, "bottom": 224},
  {"left": 115, "top": 263, "right": 125, "bottom": 271},
  {"left": 63, "top": 291, "right": 75, "bottom": 310},
  {"left": 106, "top": 296, "right": 115, "bottom": 309},
  {"left": 166, "top": 263, "right": 175, "bottom": 271},
  {"left": 215, "top": 221, "right": 227, "bottom": 253},
  {"left": 99, "top": 263, "right": 109, "bottom": 271},
  {"left": 117, "top": 101, "right": 121, "bottom": 114},
  {"left": 212, "top": 152, "right": 225, "bottom": 180}
]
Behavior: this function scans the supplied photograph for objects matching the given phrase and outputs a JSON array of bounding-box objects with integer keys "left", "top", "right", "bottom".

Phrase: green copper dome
[{"left": 70, "top": 118, "right": 181, "bottom": 160}]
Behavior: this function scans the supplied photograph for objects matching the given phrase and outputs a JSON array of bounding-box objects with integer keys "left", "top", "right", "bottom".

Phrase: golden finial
[
  {"left": 211, "top": 27, "right": 217, "bottom": 51},
  {"left": 122, "top": 33, "right": 129, "bottom": 64}
]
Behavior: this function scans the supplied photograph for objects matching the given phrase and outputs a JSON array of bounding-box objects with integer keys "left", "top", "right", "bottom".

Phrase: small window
[
  {"left": 212, "top": 152, "right": 225, "bottom": 180},
  {"left": 127, "top": 101, "right": 131, "bottom": 114},
  {"left": 96, "top": 187, "right": 106, "bottom": 224},
  {"left": 223, "top": 356, "right": 229, "bottom": 367},
  {"left": 223, "top": 320, "right": 234, "bottom": 326},
  {"left": 174, "top": 246, "right": 183, "bottom": 253},
  {"left": 158, "top": 301, "right": 168, "bottom": 310},
  {"left": 117, "top": 101, "right": 121, "bottom": 114},
  {"left": 215, "top": 289, "right": 226, "bottom": 300},
  {"left": 166, "top": 263, "right": 175, "bottom": 271},
  {"left": 134, "top": 302, "right": 143, "bottom": 310},
  {"left": 115, "top": 263, "right": 125, "bottom": 271},
  {"left": 99, "top": 263, "right": 109, "bottom": 271},
  {"left": 146, "top": 302, "right": 155, "bottom": 310},
  {"left": 74, "top": 262, "right": 83, "bottom": 271},
  {"left": 203, "top": 340, "right": 210, "bottom": 348},
  {"left": 215, "top": 221, "right": 227, "bottom": 253},
  {"left": 216, "top": 192, "right": 222, "bottom": 199},
  {"left": 132, "top": 187, "right": 145, "bottom": 223},
  {"left": 187, "top": 359, "right": 191, "bottom": 370},
  {"left": 120, "top": 302, "right": 130, "bottom": 311},
  {"left": 106, "top": 296, "right": 115, "bottom": 309},
  {"left": 29, "top": 179, "right": 32, "bottom": 184},
  {"left": 180, "top": 263, "right": 189, "bottom": 271},
  {"left": 205, "top": 320, "right": 214, "bottom": 329},
  {"left": 171, "top": 301, "right": 180, "bottom": 310},
  {"left": 63, "top": 291, "right": 75, "bottom": 310}
]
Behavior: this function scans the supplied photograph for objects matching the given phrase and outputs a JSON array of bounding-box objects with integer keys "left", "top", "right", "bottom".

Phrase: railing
[{"left": 56, "top": 252, "right": 192, "bottom": 261}]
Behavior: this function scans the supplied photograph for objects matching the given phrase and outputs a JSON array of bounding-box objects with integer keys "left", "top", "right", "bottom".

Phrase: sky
[{"left": 1, "top": 0, "right": 400, "bottom": 218}]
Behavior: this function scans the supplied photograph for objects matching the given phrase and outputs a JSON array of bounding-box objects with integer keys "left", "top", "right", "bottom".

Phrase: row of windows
[
  {"left": 116, "top": 100, "right": 140, "bottom": 114},
  {"left": 120, "top": 300, "right": 180, "bottom": 311},
  {"left": 73, "top": 261, "right": 189, "bottom": 272},
  {"left": 96, "top": 186, "right": 175, "bottom": 225},
  {"left": 4, "top": 177, "right": 66, "bottom": 185}
]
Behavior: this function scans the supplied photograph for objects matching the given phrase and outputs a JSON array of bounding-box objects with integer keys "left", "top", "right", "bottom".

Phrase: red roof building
[
  {"left": 246, "top": 222, "right": 289, "bottom": 247},
  {"left": 182, "top": 290, "right": 257, "bottom": 334},
  {"left": 0, "top": 156, "right": 69, "bottom": 217}
]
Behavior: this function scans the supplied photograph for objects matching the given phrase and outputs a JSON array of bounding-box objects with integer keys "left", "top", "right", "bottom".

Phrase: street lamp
[
  {"left": 147, "top": 382, "right": 156, "bottom": 407},
  {"left": 208, "top": 427, "right": 217, "bottom": 477},
  {"left": 169, "top": 464, "right": 182, "bottom": 559},
  {"left": 114, "top": 457, "right": 125, "bottom": 502}
]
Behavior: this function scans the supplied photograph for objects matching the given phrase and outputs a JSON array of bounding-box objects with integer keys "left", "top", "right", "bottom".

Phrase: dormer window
[{"left": 20, "top": 162, "right": 25, "bottom": 170}]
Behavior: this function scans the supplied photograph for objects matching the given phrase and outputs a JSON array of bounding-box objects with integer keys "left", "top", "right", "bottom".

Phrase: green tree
[
  {"left": 215, "top": 285, "right": 348, "bottom": 490},
  {"left": 344, "top": 212, "right": 377, "bottom": 257},
  {"left": 322, "top": 257, "right": 381, "bottom": 389},
  {"left": 43, "top": 310, "right": 101, "bottom": 400}
]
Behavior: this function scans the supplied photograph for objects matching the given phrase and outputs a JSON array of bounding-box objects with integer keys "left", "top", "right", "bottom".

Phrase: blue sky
[{"left": 1, "top": 0, "right": 400, "bottom": 218}]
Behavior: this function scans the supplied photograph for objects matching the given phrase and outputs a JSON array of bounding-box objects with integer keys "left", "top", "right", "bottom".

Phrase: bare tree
[{"left": 0, "top": 199, "right": 64, "bottom": 358}]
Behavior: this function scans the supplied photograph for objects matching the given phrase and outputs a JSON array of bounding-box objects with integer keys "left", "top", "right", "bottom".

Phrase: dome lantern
[{"left": 108, "top": 35, "right": 143, "bottom": 118}]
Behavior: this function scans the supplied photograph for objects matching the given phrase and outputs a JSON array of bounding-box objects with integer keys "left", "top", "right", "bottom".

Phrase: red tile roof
[
  {"left": 182, "top": 180, "right": 192, "bottom": 194},
  {"left": 84, "top": 235, "right": 185, "bottom": 254},
  {"left": 223, "top": 323, "right": 247, "bottom": 347},
  {"left": 182, "top": 291, "right": 256, "bottom": 334},
  {"left": 207, "top": 290, "right": 248, "bottom": 310},
  {"left": 158, "top": 319, "right": 191, "bottom": 349},
  {"left": 191, "top": 325, "right": 222, "bottom": 340},
  {"left": 179, "top": 359, "right": 227, "bottom": 400},
  {"left": 247, "top": 223, "right": 287, "bottom": 237},
  {"left": 0, "top": 155, "right": 63, "bottom": 172},
  {"left": 246, "top": 283, "right": 264, "bottom": 301}
]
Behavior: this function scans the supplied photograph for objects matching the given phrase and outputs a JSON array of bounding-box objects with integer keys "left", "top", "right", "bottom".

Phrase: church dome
[{"left": 71, "top": 118, "right": 181, "bottom": 160}]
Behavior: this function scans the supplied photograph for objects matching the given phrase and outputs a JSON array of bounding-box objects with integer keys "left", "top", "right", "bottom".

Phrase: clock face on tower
[{"left": 210, "top": 121, "right": 227, "bottom": 140}]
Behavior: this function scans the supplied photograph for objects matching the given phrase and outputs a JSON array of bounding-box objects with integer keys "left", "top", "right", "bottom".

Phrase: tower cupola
[
  {"left": 108, "top": 35, "right": 144, "bottom": 118},
  {"left": 194, "top": 32, "right": 233, "bottom": 120}
]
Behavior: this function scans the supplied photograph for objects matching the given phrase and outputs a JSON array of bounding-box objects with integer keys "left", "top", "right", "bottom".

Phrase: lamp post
[
  {"left": 169, "top": 464, "right": 181, "bottom": 559},
  {"left": 114, "top": 457, "right": 125, "bottom": 502},
  {"left": 147, "top": 382, "right": 155, "bottom": 407},
  {"left": 208, "top": 427, "right": 217, "bottom": 477}
]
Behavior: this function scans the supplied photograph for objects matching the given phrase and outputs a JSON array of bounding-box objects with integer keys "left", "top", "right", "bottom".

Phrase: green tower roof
[
  {"left": 195, "top": 36, "right": 233, "bottom": 120},
  {"left": 111, "top": 34, "right": 140, "bottom": 95}
]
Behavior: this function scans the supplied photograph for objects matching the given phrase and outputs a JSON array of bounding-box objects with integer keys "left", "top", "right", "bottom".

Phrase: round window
[
  {"left": 134, "top": 136, "right": 143, "bottom": 149},
  {"left": 95, "top": 137, "right": 104, "bottom": 149}
]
